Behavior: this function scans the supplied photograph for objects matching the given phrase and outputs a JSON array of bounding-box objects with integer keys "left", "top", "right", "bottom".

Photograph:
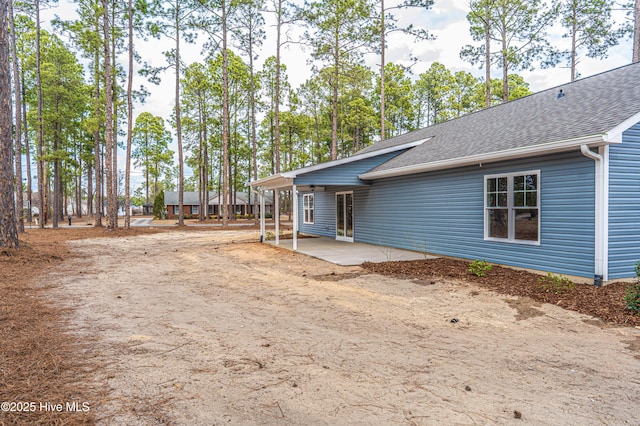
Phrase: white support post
[
  {"left": 292, "top": 184, "right": 298, "bottom": 251},
  {"left": 275, "top": 189, "right": 280, "bottom": 245},
  {"left": 259, "top": 190, "right": 265, "bottom": 242}
]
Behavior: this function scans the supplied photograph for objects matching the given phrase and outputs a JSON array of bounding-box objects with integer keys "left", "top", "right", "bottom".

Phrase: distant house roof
[
  {"left": 360, "top": 62, "right": 640, "bottom": 179},
  {"left": 164, "top": 191, "right": 271, "bottom": 206}
]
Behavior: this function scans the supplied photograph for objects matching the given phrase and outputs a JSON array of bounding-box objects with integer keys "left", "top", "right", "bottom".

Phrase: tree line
[{"left": 0, "top": 0, "right": 638, "bottom": 247}]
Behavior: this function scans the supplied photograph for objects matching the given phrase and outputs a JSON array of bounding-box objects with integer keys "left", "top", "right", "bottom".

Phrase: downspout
[{"left": 580, "top": 144, "right": 606, "bottom": 285}]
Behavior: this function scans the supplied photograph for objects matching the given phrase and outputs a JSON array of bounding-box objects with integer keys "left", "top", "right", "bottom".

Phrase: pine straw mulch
[
  {"left": 362, "top": 257, "right": 640, "bottom": 327},
  {"left": 0, "top": 226, "right": 165, "bottom": 426}
]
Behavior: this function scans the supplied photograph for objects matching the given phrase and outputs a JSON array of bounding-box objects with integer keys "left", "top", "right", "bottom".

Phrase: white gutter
[
  {"left": 580, "top": 144, "right": 608, "bottom": 284},
  {"left": 359, "top": 134, "right": 609, "bottom": 180}
]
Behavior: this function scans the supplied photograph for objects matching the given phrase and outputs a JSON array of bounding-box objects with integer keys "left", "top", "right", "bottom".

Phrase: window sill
[{"left": 484, "top": 237, "right": 540, "bottom": 246}]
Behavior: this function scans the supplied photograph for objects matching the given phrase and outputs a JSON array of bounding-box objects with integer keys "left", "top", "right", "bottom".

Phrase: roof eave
[{"left": 359, "top": 134, "right": 611, "bottom": 180}]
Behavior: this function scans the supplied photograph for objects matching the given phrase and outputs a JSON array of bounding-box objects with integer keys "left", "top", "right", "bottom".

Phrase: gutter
[{"left": 580, "top": 145, "right": 608, "bottom": 285}]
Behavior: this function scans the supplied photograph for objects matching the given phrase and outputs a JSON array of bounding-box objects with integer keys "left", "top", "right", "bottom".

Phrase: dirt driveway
[{"left": 49, "top": 230, "right": 639, "bottom": 425}]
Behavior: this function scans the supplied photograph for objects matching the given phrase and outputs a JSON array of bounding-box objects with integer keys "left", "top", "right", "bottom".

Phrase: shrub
[
  {"left": 152, "top": 191, "right": 165, "bottom": 219},
  {"left": 469, "top": 259, "right": 492, "bottom": 277},
  {"left": 538, "top": 272, "right": 574, "bottom": 294},
  {"left": 624, "top": 261, "right": 640, "bottom": 315}
]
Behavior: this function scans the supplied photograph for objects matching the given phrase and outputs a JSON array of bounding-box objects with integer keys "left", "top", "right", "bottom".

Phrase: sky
[{"left": 40, "top": 0, "right": 635, "bottom": 189}]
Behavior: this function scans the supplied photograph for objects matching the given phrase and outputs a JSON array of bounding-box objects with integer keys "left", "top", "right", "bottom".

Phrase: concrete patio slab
[{"left": 269, "top": 236, "right": 436, "bottom": 266}]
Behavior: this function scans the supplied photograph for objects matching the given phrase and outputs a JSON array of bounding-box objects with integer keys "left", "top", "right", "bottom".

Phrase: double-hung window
[
  {"left": 303, "top": 194, "right": 314, "bottom": 224},
  {"left": 485, "top": 170, "right": 539, "bottom": 244}
]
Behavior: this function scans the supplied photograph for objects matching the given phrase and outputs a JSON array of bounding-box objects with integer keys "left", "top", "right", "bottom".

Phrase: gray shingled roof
[{"left": 362, "top": 62, "right": 640, "bottom": 175}]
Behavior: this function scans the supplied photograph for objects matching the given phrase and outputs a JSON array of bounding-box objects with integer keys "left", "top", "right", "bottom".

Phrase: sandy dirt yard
[{"left": 45, "top": 230, "right": 639, "bottom": 425}]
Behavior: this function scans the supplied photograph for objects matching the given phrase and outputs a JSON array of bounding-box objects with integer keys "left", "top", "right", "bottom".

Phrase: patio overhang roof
[{"left": 249, "top": 138, "right": 430, "bottom": 190}]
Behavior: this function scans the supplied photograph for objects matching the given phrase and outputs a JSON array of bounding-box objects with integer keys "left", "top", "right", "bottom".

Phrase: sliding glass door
[{"left": 336, "top": 192, "right": 353, "bottom": 242}]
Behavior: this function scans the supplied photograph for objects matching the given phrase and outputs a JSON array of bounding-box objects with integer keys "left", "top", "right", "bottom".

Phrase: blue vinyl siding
[
  {"left": 294, "top": 151, "right": 406, "bottom": 186},
  {"left": 299, "top": 191, "right": 336, "bottom": 238},
  {"left": 300, "top": 151, "right": 596, "bottom": 278},
  {"left": 608, "top": 122, "right": 640, "bottom": 279}
]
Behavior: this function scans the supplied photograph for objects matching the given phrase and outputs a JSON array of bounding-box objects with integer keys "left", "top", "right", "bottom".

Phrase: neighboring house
[
  {"left": 164, "top": 191, "right": 273, "bottom": 219},
  {"left": 250, "top": 63, "right": 640, "bottom": 284}
]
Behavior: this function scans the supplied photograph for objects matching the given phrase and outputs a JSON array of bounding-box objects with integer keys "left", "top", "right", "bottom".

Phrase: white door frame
[{"left": 335, "top": 191, "right": 354, "bottom": 242}]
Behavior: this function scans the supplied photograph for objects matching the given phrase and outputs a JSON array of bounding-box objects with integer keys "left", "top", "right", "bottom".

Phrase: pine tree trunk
[
  {"left": 93, "top": 40, "right": 102, "bottom": 227},
  {"left": 103, "top": 0, "right": 116, "bottom": 231},
  {"left": 175, "top": 1, "right": 185, "bottom": 226},
  {"left": 274, "top": 0, "right": 282, "bottom": 174},
  {"left": 125, "top": 0, "right": 133, "bottom": 229},
  {"left": 0, "top": 0, "right": 18, "bottom": 248},
  {"left": 9, "top": 0, "right": 23, "bottom": 232},
  {"left": 221, "top": 0, "right": 230, "bottom": 228},
  {"left": 36, "top": 0, "right": 46, "bottom": 228}
]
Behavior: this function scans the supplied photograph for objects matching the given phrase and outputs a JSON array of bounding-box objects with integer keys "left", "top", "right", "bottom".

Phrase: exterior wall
[
  {"left": 608, "top": 122, "right": 640, "bottom": 279},
  {"left": 300, "top": 151, "right": 596, "bottom": 278},
  {"left": 299, "top": 188, "right": 353, "bottom": 238}
]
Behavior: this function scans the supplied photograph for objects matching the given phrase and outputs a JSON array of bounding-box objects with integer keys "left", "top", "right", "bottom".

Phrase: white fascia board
[
  {"left": 359, "top": 134, "right": 609, "bottom": 180},
  {"left": 249, "top": 174, "right": 294, "bottom": 190},
  {"left": 605, "top": 111, "right": 640, "bottom": 143}
]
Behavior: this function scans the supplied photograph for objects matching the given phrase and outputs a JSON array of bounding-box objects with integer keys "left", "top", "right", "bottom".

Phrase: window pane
[
  {"left": 515, "top": 209, "right": 538, "bottom": 241},
  {"left": 303, "top": 196, "right": 308, "bottom": 208},
  {"left": 526, "top": 192, "right": 537, "bottom": 207},
  {"left": 514, "top": 176, "right": 524, "bottom": 191},
  {"left": 309, "top": 196, "right": 313, "bottom": 208},
  {"left": 488, "top": 209, "right": 508, "bottom": 239},
  {"left": 526, "top": 175, "right": 537, "bottom": 190},
  {"left": 487, "top": 193, "right": 496, "bottom": 207},
  {"left": 487, "top": 178, "right": 496, "bottom": 192},
  {"left": 309, "top": 210, "right": 314, "bottom": 223},
  {"left": 514, "top": 191, "right": 524, "bottom": 207},
  {"left": 498, "top": 193, "right": 507, "bottom": 207},
  {"left": 346, "top": 194, "right": 353, "bottom": 237},
  {"left": 498, "top": 177, "right": 507, "bottom": 192}
]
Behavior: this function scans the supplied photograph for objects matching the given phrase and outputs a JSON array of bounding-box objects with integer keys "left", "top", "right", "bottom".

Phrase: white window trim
[
  {"left": 484, "top": 169, "right": 541, "bottom": 246},
  {"left": 303, "top": 193, "right": 314, "bottom": 224}
]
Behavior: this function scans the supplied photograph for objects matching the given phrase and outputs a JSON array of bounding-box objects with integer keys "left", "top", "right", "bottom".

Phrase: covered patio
[{"left": 270, "top": 236, "right": 434, "bottom": 266}]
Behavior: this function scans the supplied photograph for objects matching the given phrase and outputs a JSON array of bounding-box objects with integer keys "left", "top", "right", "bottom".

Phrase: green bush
[
  {"left": 624, "top": 261, "right": 640, "bottom": 315},
  {"left": 538, "top": 272, "right": 574, "bottom": 294},
  {"left": 152, "top": 192, "right": 165, "bottom": 219},
  {"left": 469, "top": 259, "right": 492, "bottom": 277}
]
